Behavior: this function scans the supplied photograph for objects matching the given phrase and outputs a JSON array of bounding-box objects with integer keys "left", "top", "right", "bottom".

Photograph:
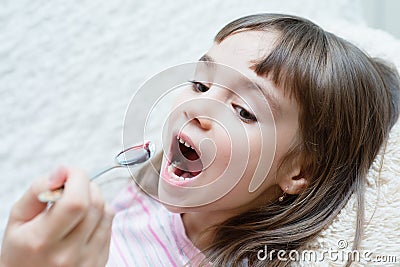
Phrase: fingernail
[
  {"left": 49, "top": 167, "right": 60, "bottom": 182},
  {"left": 49, "top": 166, "right": 67, "bottom": 186}
]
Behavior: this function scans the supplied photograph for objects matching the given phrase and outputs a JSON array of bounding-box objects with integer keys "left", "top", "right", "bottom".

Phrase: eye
[
  {"left": 189, "top": 80, "right": 209, "bottom": 93},
  {"left": 232, "top": 104, "right": 257, "bottom": 123}
]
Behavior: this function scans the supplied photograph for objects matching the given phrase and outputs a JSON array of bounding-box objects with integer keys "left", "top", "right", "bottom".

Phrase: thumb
[{"left": 9, "top": 167, "right": 68, "bottom": 223}]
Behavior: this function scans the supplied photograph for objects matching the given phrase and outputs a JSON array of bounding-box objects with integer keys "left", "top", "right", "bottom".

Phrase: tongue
[
  {"left": 171, "top": 142, "right": 202, "bottom": 177},
  {"left": 173, "top": 164, "right": 201, "bottom": 177}
]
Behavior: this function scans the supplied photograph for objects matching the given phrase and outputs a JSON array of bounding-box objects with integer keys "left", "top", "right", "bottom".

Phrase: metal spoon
[{"left": 38, "top": 141, "right": 155, "bottom": 203}]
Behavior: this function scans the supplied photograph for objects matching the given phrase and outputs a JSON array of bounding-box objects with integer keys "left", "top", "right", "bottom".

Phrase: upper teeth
[{"left": 177, "top": 136, "right": 192, "bottom": 148}]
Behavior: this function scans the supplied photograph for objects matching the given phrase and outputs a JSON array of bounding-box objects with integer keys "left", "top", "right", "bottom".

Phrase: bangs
[{"left": 214, "top": 14, "right": 329, "bottom": 103}]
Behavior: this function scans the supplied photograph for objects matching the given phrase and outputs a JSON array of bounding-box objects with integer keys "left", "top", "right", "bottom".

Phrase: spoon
[{"left": 38, "top": 141, "right": 155, "bottom": 203}]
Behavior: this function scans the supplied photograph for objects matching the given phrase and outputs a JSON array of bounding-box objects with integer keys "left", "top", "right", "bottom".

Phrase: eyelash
[
  {"left": 189, "top": 80, "right": 209, "bottom": 93},
  {"left": 188, "top": 80, "right": 257, "bottom": 123},
  {"left": 232, "top": 104, "right": 257, "bottom": 123}
]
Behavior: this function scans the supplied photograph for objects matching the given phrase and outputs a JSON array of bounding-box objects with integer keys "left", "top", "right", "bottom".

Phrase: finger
[
  {"left": 63, "top": 205, "right": 114, "bottom": 267},
  {"left": 85, "top": 207, "right": 114, "bottom": 267},
  {"left": 37, "top": 168, "right": 91, "bottom": 239},
  {"left": 64, "top": 183, "right": 105, "bottom": 243},
  {"left": 87, "top": 204, "right": 114, "bottom": 246},
  {"left": 95, "top": 211, "right": 113, "bottom": 267},
  {"left": 48, "top": 166, "right": 68, "bottom": 190},
  {"left": 9, "top": 166, "right": 67, "bottom": 223}
]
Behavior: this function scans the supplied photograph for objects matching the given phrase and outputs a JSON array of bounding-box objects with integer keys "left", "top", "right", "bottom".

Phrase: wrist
[{"left": 0, "top": 258, "right": 6, "bottom": 267}]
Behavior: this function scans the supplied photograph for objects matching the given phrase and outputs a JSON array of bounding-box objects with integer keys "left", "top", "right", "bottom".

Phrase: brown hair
[{"left": 198, "top": 14, "right": 400, "bottom": 266}]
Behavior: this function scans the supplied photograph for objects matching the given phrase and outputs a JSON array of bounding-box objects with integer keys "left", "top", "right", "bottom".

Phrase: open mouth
[{"left": 166, "top": 134, "right": 203, "bottom": 182}]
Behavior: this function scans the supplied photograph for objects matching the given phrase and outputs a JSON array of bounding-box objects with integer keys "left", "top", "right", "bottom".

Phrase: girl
[{"left": 1, "top": 14, "right": 399, "bottom": 267}]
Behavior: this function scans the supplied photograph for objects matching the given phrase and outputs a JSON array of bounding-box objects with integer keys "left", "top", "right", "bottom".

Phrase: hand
[{"left": 0, "top": 167, "right": 115, "bottom": 267}]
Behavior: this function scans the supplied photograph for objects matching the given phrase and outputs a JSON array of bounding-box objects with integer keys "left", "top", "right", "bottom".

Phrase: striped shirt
[{"left": 107, "top": 183, "right": 208, "bottom": 267}]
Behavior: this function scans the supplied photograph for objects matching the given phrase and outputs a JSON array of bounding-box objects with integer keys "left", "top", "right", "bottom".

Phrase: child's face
[{"left": 158, "top": 31, "right": 300, "bottom": 213}]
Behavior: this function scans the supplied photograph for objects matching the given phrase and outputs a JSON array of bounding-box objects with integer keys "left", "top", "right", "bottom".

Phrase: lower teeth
[{"left": 168, "top": 162, "right": 193, "bottom": 181}]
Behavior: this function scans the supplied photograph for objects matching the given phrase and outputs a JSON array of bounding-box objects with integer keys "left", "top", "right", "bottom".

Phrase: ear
[{"left": 278, "top": 165, "right": 308, "bottom": 195}]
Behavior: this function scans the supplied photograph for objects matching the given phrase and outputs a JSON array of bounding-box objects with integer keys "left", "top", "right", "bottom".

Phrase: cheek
[
  {"left": 237, "top": 124, "right": 277, "bottom": 190},
  {"left": 216, "top": 130, "right": 232, "bottom": 157},
  {"left": 201, "top": 126, "right": 232, "bottom": 178},
  {"left": 167, "top": 91, "right": 192, "bottom": 128},
  {"left": 174, "top": 86, "right": 194, "bottom": 105},
  {"left": 273, "top": 120, "right": 299, "bottom": 166}
]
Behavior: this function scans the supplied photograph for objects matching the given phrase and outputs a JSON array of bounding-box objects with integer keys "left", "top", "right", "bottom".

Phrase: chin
[{"left": 161, "top": 202, "right": 192, "bottom": 214}]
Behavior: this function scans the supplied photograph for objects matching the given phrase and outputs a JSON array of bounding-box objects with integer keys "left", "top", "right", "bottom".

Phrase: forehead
[
  {"left": 203, "top": 30, "right": 299, "bottom": 120},
  {"left": 207, "top": 30, "right": 279, "bottom": 72}
]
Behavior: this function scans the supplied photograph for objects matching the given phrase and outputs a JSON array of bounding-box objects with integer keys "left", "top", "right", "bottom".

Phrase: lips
[{"left": 164, "top": 132, "right": 204, "bottom": 183}]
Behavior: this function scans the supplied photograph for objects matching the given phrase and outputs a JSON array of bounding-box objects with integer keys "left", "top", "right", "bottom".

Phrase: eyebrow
[
  {"left": 199, "top": 54, "right": 216, "bottom": 70},
  {"left": 198, "top": 54, "right": 281, "bottom": 115},
  {"left": 252, "top": 81, "right": 281, "bottom": 115}
]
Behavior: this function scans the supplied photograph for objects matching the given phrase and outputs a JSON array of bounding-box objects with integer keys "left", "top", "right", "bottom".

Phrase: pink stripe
[
  {"left": 112, "top": 185, "right": 145, "bottom": 266},
  {"left": 111, "top": 228, "right": 129, "bottom": 267},
  {"left": 130, "top": 187, "right": 178, "bottom": 267},
  {"left": 125, "top": 187, "right": 153, "bottom": 265}
]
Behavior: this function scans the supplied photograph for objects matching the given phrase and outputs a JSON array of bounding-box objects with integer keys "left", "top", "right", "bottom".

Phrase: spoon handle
[
  {"left": 37, "top": 165, "right": 125, "bottom": 203},
  {"left": 90, "top": 165, "right": 124, "bottom": 181},
  {"left": 37, "top": 141, "right": 155, "bottom": 203}
]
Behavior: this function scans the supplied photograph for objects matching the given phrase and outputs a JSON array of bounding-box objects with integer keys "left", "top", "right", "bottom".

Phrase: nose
[
  {"left": 184, "top": 111, "right": 213, "bottom": 130},
  {"left": 182, "top": 85, "right": 227, "bottom": 131}
]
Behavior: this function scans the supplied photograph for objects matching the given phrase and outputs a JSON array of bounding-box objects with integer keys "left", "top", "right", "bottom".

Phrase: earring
[{"left": 279, "top": 186, "right": 289, "bottom": 202}]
